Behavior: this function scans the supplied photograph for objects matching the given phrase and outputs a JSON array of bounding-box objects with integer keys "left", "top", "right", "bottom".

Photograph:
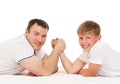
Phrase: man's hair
[
  {"left": 77, "top": 20, "right": 101, "bottom": 36},
  {"left": 27, "top": 19, "right": 49, "bottom": 32}
]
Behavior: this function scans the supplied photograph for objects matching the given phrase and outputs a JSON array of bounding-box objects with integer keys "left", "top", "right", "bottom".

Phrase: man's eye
[
  {"left": 34, "top": 33, "right": 39, "bottom": 35},
  {"left": 42, "top": 35, "right": 47, "bottom": 38}
]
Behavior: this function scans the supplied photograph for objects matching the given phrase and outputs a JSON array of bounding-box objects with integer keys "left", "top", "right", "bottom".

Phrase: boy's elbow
[
  {"left": 65, "top": 70, "right": 70, "bottom": 74},
  {"left": 66, "top": 69, "right": 78, "bottom": 74}
]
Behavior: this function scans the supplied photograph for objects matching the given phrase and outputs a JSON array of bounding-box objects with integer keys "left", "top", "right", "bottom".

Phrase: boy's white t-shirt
[
  {"left": 0, "top": 34, "right": 46, "bottom": 75},
  {"left": 79, "top": 41, "right": 120, "bottom": 77}
]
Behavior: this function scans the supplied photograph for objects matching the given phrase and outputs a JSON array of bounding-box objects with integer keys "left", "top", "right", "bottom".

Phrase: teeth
[{"left": 83, "top": 45, "right": 89, "bottom": 48}]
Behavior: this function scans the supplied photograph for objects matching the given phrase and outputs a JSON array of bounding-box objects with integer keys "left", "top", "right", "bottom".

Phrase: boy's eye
[{"left": 86, "top": 37, "right": 91, "bottom": 39}]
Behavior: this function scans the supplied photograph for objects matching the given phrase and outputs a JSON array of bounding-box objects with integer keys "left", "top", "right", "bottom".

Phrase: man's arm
[{"left": 19, "top": 39, "right": 65, "bottom": 76}]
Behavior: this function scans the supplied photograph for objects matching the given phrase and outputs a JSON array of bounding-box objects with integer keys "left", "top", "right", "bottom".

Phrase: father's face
[{"left": 25, "top": 23, "right": 48, "bottom": 51}]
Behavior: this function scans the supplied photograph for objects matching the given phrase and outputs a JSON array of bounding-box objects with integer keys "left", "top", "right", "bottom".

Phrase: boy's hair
[
  {"left": 77, "top": 20, "right": 101, "bottom": 36},
  {"left": 27, "top": 18, "right": 49, "bottom": 32}
]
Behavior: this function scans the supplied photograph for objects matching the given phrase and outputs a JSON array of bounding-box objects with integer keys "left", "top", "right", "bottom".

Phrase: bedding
[{"left": 0, "top": 67, "right": 120, "bottom": 84}]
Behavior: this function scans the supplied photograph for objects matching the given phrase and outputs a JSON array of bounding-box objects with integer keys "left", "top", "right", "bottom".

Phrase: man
[{"left": 0, "top": 19, "right": 65, "bottom": 76}]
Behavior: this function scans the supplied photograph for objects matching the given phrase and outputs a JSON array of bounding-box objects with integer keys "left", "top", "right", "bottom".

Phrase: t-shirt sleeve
[
  {"left": 89, "top": 49, "right": 105, "bottom": 64},
  {"left": 79, "top": 52, "right": 89, "bottom": 63},
  {"left": 14, "top": 45, "right": 34, "bottom": 63},
  {"left": 38, "top": 49, "right": 47, "bottom": 60},
  {"left": 79, "top": 41, "right": 107, "bottom": 64},
  {"left": 89, "top": 42, "right": 106, "bottom": 64}
]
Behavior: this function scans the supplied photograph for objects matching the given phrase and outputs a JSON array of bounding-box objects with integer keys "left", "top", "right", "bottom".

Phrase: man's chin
[{"left": 34, "top": 48, "right": 41, "bottom": 51}]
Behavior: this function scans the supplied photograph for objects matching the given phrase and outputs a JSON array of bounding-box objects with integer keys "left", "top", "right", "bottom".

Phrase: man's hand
[
  {"left": 51, "top": 38, "right": 66, "bottom": 54},
  {"left": 26, "top": 72, "right": 37, "bottom": 76},
  {"left": 51, "top": 38, "right": 58, "bottom": 49}
]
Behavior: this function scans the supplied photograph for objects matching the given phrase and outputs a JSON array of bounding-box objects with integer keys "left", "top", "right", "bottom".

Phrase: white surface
[
  {"left": 0, "top": 0, "right": 120, "bottom": 65},
  {"left": 0, "top": 1, "right": 120, "bottom": 83},
  {"left": 0, "top": 67, "right": 120, "bottom": 84}
]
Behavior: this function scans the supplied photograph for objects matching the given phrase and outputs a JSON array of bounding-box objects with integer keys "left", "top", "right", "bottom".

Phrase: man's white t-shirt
[
  {"left": 0, "top": 34, "right": 46, "bottom": 75},
  {"left": 79, "top": 41, "right": 120, "bottom": 77}
]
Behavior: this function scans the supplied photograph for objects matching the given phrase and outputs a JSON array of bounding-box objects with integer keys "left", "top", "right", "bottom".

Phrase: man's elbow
[
  {"left": 35, "top": 72, "right": 52, "bottom": 76},
  {"left": 36, "top": 66, "right": 58, "bottom": 76},
  {"left": 53, "top": 66, "right": 58, "bottom": 73}
]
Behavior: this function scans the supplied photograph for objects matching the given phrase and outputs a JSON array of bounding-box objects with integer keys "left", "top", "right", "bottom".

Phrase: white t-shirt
[
  {"left": 0, "top": 34, "right": 46, "bottom": 75},
  {"left": 79, "top": 41, "right": 120, "bottom": 77}
]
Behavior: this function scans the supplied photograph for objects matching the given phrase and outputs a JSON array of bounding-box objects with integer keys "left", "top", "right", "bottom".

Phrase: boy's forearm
[
  {"left": 79, "top": 69, "right": 96, "bottom": 77},
  {"left": 60, "top": 52, "right": 75, "bottom": 73}
]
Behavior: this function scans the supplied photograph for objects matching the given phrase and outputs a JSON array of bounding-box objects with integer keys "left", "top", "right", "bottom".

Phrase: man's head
[{"left": 25, "top": 19, "right": 49, "bottom": 51}]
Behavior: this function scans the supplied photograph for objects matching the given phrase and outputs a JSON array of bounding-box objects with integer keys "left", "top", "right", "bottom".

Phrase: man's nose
[{"left": 37, "top": 36, "right": 42, "bottom": 42}]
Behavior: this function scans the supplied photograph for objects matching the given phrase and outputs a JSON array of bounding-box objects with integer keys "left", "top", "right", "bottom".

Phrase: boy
[{"left": 53, "top": 20, "right": 120, "bottom": 77}]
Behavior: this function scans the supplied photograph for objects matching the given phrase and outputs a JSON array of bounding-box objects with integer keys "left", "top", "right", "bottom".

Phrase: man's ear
[
  {"left": 25, "top": 29, "right": 29, "bottom": 33},
  {"left": 25, "top": 29, "right": 29, "bottom": 36},
  {"left": 25, "top": 29, "right": 27, "bottom": 33}
]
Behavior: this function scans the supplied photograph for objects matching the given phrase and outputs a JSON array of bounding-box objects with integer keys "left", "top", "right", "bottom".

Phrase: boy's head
[
  {"left": 77, "top": 20, "right": 101, "bottom": 52},
  {"left": 77, "top": 20, "right": 101, "bottom": 36}
]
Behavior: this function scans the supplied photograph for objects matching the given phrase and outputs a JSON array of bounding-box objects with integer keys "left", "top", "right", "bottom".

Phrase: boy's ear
[{"left": 98, "top": 34, "right": 101, "bottom": 40}]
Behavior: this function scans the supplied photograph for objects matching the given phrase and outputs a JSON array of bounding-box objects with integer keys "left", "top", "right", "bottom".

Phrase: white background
[{"left": 0, "top": 0, "right": 120, "bottom": 66}]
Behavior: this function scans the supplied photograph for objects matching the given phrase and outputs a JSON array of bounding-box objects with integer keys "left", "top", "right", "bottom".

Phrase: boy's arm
[
  {"left": 78, "top": 63, "right": 101, "bottom": 76},
  {"left": 60, "top": 52, "right": 85, "bottom": 74}
]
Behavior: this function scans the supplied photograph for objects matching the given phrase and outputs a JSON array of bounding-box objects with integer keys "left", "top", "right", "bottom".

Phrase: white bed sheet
[{"left": 0, "top": 67, "right": 120, "bottom": 84}]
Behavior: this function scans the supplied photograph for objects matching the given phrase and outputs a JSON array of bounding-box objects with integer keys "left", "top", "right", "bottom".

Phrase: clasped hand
[{"left": 51, "top": 38, "right": 66, "bottom": 54}]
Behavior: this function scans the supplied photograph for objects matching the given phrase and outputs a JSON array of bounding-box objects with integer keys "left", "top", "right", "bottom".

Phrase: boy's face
[
  {"left": 25, "top": 23, "right": 48, "bottom": 51},
  {"left": 78, "top": 33, "right": 101, "bottom": 52}
]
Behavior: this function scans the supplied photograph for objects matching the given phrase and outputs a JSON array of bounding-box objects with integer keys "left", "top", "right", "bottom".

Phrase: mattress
[{"left": 0, "top": 67, "right": 120, "bottom": 84}]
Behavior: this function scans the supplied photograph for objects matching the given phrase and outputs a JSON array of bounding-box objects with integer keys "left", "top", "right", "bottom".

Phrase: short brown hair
[
  {"left": 77, "top": 20, "right": 101, "bottom": 36},
  {"left": 27, "top": 19, "right": 49, "bottom": 32}
]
